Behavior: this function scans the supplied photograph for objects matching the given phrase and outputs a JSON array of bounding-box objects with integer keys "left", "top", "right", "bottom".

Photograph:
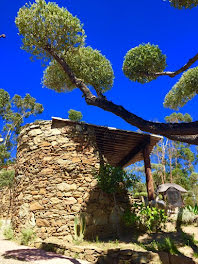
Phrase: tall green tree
[
  {"left": 0, "top": 89, "right": 44, "bottom": 166},
  {"left": 151, "top": 113, "right": 198, "bottom": 190},
  {"left": 130, "top": 113, "right": 198, "bottom": 193},
  {"left": 15, "top": 0, "right": 198, "bottom": 145}
]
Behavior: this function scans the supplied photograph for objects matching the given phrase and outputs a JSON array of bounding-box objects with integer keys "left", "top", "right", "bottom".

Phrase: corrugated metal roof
[{"left": 52, "top": 117, "right": 162, "bottom": 168}]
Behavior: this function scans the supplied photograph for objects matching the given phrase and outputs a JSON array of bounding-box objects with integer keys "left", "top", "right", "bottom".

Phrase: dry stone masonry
[
  {"left": 39, "top": 241, "right": 196, "bottom": 264},
  {"left": 12, "top": 120, "right": 130, "bottom": 243},
  {"left": 0, "top": 187, "right": 13, "bottom": 219}
]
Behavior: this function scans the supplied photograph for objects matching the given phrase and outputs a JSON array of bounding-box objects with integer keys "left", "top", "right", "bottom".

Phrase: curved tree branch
[
  {"left": 153, "top": 52, "right": 198, "bottom": 77},
  {"left": 162, "top": 134, "right": 198, "bottom": 145},
  {"left": 45, "top": 46, "right": 198, "bottom": 145}
]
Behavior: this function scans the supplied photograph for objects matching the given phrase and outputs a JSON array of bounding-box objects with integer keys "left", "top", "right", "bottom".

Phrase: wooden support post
[{"left": 143, "top": 145, "right": 155, "bottom": 201}]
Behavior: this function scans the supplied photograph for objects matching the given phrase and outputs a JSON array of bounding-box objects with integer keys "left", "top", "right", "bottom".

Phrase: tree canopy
[
  {"left": 129, "top": 112, "right": 198, "bottom": 204},
  {"left": 15, "top": 0, "right": 198, "bottom": 145},
  {"left": 68, "top": 109, "right": 83, "bottom": 122},
  {"left": 123, "top": 43, "right": 167, "bottom": 84},
  {"left": 0, "top": 89, "right": 43, "bottom": 166},
  {"left": 43, "top": 47, "right": 114, "bottom": 94},
  {"left": 168, "top": 0, "right": 198, "bottom": 9}
]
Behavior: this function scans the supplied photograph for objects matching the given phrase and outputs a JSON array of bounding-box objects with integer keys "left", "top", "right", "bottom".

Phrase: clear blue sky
[{"left": 1, "top": 0, "right": 198, "bottom": 131}]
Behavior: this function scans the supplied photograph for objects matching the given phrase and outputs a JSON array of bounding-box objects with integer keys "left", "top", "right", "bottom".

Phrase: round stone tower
[{"left": 12, "top": 119, "right": 129, "bottom": 243}]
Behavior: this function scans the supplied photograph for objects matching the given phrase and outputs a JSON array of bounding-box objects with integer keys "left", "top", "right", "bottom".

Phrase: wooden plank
[{"left": 117, "top": 138, "right": 150, "bottom": 167}]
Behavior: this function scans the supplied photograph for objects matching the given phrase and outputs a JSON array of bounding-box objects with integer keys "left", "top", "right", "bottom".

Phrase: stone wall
[
  {"left": 12, "top": 120, "right": 130, "bottom": 243},
  {"left": 0, "top": 187, "right": 13, "bottom": 219},
  {"left": 38, "top": 242, "right": 196, "bottom": 264}
]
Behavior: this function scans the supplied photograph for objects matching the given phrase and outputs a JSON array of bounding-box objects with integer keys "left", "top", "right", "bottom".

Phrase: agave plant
[
  {"left": 187, "top": 203, "right": 198, "bottom": 215},
  {"left": 74, "top": 213, "right": 86, "bottom": 242}
]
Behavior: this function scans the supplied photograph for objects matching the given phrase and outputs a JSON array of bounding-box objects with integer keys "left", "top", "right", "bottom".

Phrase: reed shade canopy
[
  {"left": 156, "top": 183, "right": 188, "bottom": 194},
  {"left": 52, "top": 117, "right": 162, "bottom": 168}
]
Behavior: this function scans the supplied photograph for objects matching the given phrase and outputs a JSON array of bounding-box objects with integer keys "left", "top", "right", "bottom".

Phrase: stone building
[
  {"left": 11, "top": 117, "right": 161, "bottom": 243},
  {"left": 0, "top": 187, "right": 13, "bottom": 219}
]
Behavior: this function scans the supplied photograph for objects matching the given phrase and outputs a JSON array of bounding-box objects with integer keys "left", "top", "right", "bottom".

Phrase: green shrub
[
  {"left": 3, "top": 226, "right": 14, "bottom": 240},
  {"left": 177, "top": 208, "right": 196, "bottom": 225},
  {"left": 123, "top": 203, "right": 167, "bottom": 232},
  {"left": 146, "top": 238, "right": 179, "bottom": 255},
  {"left": 122, "top": 208, "right": 140, "bottom": 227},
  {"left": 133, "top": 192, "right": 148, "bottom": 198},
  {"left": 20, "top": 228, "right": 36, "bottom": 245},
  {"left": 184, "top": 196, "right": 195, "bottom": 207},
  {"left": 187, "top": 203, "right": 198, "bottom": 215},
  {"left": 95, "top": 164, "right": 139, "bottom": 194},
  {"left": 158, "top": 237, "right": 179, "bottom": 255},
  {"left": 141, "top": 206, "right": 167, "bottom": 232}
]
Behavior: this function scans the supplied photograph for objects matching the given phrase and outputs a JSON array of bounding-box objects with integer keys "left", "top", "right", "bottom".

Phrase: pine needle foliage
[
  {"left": 15, "top": 0, "right": 85, "bottom": 61},
  {"left": 68, "top": 109, "right": 83, "bottom": 122},
  {"left": 0, "top": 89, "right": 43, "bottom": 165},
  {"left": 123, "top": 43, "right": 166, "bottom": 83},
  {"left": 169, "top": 0, "right": 198, "bottom": 9},
  {"left": 164, "top": 67, "right": 198, "bottom": 110},
  {"left": 0, "top": 169, "right": 15, "bottom": 189},
  {"left": 43, "top": 47, "right": 114, "bottom": 93}
]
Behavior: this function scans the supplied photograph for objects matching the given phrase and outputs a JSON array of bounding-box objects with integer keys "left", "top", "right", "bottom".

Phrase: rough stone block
[
  {"left": 30, "top": 202, "right": 44, "bottom": 211},
  {"left": 36, "top": 218, "right": 50, "bottom": 227},
  {"left": 50, "top": 197, "right": 60, "bottom": 204},
  {"left": 39, "top": 188, "right": 46, "bottom": 195},
  {"left": 64, "top": 197, "right": 77, "bottom": 205},
  {"left": 28, "top": 129, "right": 42, "bottom": 136}
]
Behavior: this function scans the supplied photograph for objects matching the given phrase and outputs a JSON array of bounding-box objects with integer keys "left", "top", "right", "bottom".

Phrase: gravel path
[{"left": 0, "top": 231, "right": 89, "bottom": 264}]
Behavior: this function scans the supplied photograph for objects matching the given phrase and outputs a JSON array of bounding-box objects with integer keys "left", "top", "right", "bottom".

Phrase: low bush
[
  {"left": 122, "top": 203, "right": 167, "bottom": 232},
  {"left": 94, "top": 164, "right": 139, "bottom": 194},
  {"left": 184, "top": 196, "right": 195, "bottom": 207},
  {"left": 186, "top": 203, "right": 198, "bottom": 215},
  {"left": 122, "top": 209, "right": 139, "bottom": 227},
  {"left": 20, "top": 228, "right": 36, "bottom": 245},
  {"left": 3, "top": 226, "right": 14, "bottom": 240},
  {"left": 133, "top": 192, "right": 148, "bottom": 198},
  {"left": 177, "top": 208, "right": 196, "bottom": 225},
  {"left": 146, "top": 237, "right": 179, "bottom": 255}
]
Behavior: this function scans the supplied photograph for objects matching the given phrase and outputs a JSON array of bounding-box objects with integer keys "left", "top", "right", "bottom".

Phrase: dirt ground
[
  {"left": 137, "top": 222, "right": 198, "bottom": 261},
  {"left": 0, "top": 230, "right": 89, "bottom": 264},
  {"left": 0, "top": 221, "right": 198, "bottom": 263}
]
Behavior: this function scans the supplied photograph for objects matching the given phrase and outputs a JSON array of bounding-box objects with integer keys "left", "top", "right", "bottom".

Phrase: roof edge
[{"left": 52, "top": 117, "right": 163, "bottom": 140}]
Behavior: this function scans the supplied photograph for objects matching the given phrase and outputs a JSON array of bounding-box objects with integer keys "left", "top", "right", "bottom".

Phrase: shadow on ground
[
  {"left": 95, "top": 249, "right": 196, "bottom": 264},
  {"left": 3, "top": 248, "right": 83, "bottom": 264}
]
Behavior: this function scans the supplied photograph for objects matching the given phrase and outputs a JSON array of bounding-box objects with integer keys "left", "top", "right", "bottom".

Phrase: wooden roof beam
[
  {"left": 143, "top": 144, "right": 155, "bottom": 201},
  {"left": 117, "top": 137, "right": 150, "bottom": 168}
]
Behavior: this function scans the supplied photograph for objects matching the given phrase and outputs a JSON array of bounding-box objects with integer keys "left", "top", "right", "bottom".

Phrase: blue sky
[{"left": 1, "top": 0, "right": 198, "bottom": 132}]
